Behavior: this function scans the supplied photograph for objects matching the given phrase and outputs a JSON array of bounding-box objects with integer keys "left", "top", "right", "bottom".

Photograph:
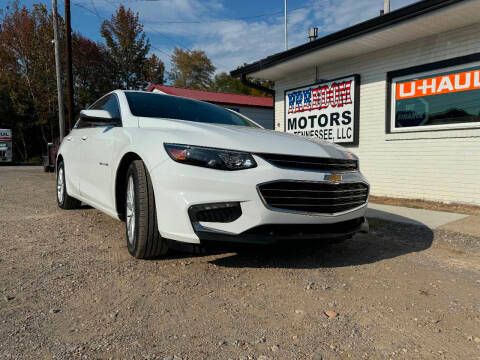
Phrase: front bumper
[
  {"left": 151, "top": 155, "right": 369, "bottom": 244},
  {"left": 196, "top": 217, "right": 369, "bottom": 245}
]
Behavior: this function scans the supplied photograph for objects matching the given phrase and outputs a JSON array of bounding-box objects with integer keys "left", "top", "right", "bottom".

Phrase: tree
[
  {"left": 144, "top": 53, "right": 165, "bottom": 85},
  {"left": 169, "top": 47, "right": 215, "bottom": 89},
  {"left": 0, "top": 1, "right": 61, "bottom": 160},
  {"left": 100, "top": 5, "right": 153, "bottom": 90},
  {"left": 210, "top": 72, "right": 274, "bottom": 97},
  {"left": 72, "top": 32, "right": 115, "bottom": 109},
  {"left": 247, "top": 78, "right": 274, "bottom": 97},
  {"left": 210, "top": 72, "right": 251, "bottom": 95}
]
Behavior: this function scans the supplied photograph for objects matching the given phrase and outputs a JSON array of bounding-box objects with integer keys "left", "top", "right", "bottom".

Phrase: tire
[
  {"left": 56, "top": 161, "right": 81, "bottom": 210},
  {"left": 125, "top": 160, "right": 168, "bottom": 259}
]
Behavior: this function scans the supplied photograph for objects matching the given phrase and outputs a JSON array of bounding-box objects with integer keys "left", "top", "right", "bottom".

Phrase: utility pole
[
  {"left": 284, "top": 0, "right": 288, "bottom": 50},
  {"left": 65, "top": 0, "right": 74, "bottom": 132},
  {"left": 384, "top": 0, "right": 390, "bottom": 14},
  {"left": 52, "top": 0, "right": 65, "bottom": 142}
]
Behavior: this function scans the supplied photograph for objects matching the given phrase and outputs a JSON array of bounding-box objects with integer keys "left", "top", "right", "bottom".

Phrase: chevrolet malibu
[{"left": 56, "top": 90, "right": 369, "bottom": 259}]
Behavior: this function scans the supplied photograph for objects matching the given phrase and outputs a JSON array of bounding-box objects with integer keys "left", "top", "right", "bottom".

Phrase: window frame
[{"left": 386, "top": 53, "right": 480, "bottom": 134}]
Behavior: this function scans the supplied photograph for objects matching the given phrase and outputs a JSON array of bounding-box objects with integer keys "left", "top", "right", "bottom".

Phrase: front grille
[
  {"left": 258, "top": 181, "right": 368, "bottom": 214},
  {"left": 256, "top": 153, "right": 358, "bottom": 172}
]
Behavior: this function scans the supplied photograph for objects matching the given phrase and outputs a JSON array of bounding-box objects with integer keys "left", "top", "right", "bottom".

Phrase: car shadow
[{"left": 206, "top": 216, "right": 434, "bottom": 269}]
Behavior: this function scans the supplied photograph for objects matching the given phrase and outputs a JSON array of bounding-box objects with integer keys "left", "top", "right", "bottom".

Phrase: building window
[{"left": 390, "top": 61, "right": 480, "bottom": 132}]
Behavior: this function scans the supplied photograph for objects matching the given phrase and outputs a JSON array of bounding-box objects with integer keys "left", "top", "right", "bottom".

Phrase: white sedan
[{"left": 57, "top": 90, "right": 369, "bottom": 259}]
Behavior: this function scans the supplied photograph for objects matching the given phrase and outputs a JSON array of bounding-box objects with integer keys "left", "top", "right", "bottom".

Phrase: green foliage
[
  {"left": 100, "top": 5, "right": 158, "bottom": 90},
  {"left": 210, "top": 72, "right": 274, "bottom": 97},
  {"left": 169, "top": 47, "right": 216, "bottom": 89},
  {"left": 144, "top": 53, "right": 165, "bottom": 85},
  {"left": 210, "top": 72, "right": 251, "bottom": 95}
]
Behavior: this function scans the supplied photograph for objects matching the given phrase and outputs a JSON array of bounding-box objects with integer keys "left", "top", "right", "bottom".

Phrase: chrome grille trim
[
  {"left": 256, "top": 153, "right": 358, "bottom": 172},
  {"left": 257, "top": 180, "right": 369, "bottom": 216}
]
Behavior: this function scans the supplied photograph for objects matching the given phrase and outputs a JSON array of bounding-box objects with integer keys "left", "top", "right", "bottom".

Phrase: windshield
[{"left": 125, "top": 92, "right": 261, "bottom": 128}]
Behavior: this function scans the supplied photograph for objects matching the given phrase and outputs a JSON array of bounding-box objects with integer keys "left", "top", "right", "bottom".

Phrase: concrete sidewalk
[{"left": 367, "top": 202, "right": 469, "bottom": 229}]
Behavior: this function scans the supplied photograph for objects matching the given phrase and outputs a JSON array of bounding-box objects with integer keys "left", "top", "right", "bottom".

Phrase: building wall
[
  {"left": 222, "top": 105, "right": 273, "bottom": 129},
  {"left": 274, "top": 22, "right": 480, "bottom": 205}
]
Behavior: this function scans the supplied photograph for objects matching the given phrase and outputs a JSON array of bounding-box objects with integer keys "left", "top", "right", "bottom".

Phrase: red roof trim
[{"left": 146, "top": 84, "right": 273, "bottom": 108}]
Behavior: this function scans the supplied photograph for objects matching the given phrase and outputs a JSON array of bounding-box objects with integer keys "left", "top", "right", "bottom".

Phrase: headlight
[{"left": 164, "top": 144, "right": 257, "bottom": 171}]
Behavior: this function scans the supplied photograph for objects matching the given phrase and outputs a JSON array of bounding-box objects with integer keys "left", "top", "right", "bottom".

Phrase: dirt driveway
[{"left": 1, "top": 166, "right": 479, "bottom": 360}]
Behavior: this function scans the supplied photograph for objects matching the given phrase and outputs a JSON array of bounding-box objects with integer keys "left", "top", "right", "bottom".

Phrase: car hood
[{"left": 138, "top": 117, "right": 355, "bottom": 160}]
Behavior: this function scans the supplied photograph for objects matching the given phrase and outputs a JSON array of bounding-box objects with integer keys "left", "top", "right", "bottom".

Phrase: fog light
[{"left": 189, "top": 202, "right": 242, "bottom": 223}]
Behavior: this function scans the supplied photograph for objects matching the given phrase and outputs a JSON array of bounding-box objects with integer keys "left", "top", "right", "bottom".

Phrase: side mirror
[{"left": 80, "top": 109, "right": 113, "bottom": 120}]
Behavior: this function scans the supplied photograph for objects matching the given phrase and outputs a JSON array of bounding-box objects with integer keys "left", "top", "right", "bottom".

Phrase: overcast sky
[{"left": 15, "top": 0, "right": 418, "bottom": 73}]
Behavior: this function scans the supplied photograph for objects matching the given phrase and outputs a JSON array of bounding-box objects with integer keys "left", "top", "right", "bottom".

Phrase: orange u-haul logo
[{"left": 396, "top": 69, "right": 480, "bottom": 100}]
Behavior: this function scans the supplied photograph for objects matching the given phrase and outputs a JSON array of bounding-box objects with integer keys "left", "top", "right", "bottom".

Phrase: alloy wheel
[
  {"left": 57, "top": 167, "right": 64, "bottom": 204},
  {"left": 126, "top": 175, "right": 135, "bottom": 245}
]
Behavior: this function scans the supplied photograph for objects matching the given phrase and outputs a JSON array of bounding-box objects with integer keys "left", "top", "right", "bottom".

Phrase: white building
[{"left": 232, "top": 0, "right": 480, "bottom": 205}]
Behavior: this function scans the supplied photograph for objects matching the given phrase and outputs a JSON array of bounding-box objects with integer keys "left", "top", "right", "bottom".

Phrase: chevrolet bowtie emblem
[{"left": 324, "top": 173, "right": 342, "bottom": 182}]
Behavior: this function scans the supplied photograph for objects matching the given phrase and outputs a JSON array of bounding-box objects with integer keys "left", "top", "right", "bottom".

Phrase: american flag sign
[{"left": 285, "top": 75, "right": 358, "bottom": 144}]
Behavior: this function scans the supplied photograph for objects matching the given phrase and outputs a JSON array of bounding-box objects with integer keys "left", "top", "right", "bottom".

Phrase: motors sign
[{"left": 285, "top": 75, "right": 359, "bottom": 145}]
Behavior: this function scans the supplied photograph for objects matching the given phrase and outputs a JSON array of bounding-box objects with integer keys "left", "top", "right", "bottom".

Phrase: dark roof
[
  {"left": 146, "top": 84, "right": 273, "bottom": 108},
  {"left": 230, "top": 0, "right": 464, "bottom": 78}
]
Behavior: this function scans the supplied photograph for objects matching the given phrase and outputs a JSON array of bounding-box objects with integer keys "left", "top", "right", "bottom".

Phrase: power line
[
  {"left": 72, "top": 0, "right": 313, "bottom": 72},
  {"left": 71, "top": 2, "right": 173, "bottom": 59},
  {"left": 101, "top": 0, "right": 193, "bottom": 52},
  {"left": 144, "top": 5, "right": 310, "bottom": 24},
  {"left": 100, "top": 0, "right": 232, "bottom": 71}
]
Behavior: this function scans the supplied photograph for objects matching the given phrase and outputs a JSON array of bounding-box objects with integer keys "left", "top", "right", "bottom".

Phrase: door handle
[
  {"left": 66, "top": 137, "right": 72, "bottom": 141},
  {"left": 81, "top": 136, "right": 88, "bottom": 141}
]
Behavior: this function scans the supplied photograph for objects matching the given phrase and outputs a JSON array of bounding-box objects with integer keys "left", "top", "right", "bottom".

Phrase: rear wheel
[
  {"left": 56, "top": 161, "right": 81, "bottom": 209},
  {"left": 125, "top": 160, "right": 168, "bottom": 259}
]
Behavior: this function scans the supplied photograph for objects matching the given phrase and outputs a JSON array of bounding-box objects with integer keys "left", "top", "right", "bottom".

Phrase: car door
[
  {"left": 63, "top": 116, "right": 92, "bottom": 198},
  {"left": 78, "top": 94, "right": 123, "bottom": 212}
]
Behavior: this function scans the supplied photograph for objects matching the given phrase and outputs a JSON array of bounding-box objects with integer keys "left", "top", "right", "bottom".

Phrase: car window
[
  {"left": 125, "top": 92, "right": 260, "bottom": 128},
  {"left": 91, "top": 95, "right": 121, "bottom": 119},
  {"left": 90, "top": 95, "right": 109, "bottom": 110},
  {"left": 75, "top": 94, "right": 122, "bottom": 128},
  {"left": 100, "top": 95, "right": 121, "bottom": 121}
]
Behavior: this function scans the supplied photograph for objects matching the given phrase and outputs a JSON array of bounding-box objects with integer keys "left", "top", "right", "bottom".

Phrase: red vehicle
[{"left": 43, "top": 140, "right": 59, "bottom": 172}]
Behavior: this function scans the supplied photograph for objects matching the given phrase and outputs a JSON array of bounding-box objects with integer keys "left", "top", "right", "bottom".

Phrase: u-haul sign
[
  {"left": 0, "top": 129, "right": 12, "bottom": 141},
  {"left": 285, "top": 75, "right": 359, "bottom": 145},
  {"left": 396, "top": 68, "right": 480, "bottom": 100}
]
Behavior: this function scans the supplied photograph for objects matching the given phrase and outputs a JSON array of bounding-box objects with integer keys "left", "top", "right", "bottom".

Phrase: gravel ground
[{"left": 1, "top": 166, "right": 479, "bottom": 360}]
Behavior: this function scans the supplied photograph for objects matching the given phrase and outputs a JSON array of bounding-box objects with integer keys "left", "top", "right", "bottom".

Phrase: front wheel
[
  {"left": 125, "top": 160, "right": 168, "bottom": 259},
  {"left": 56, "top": 161, "right": 81, "bottom": 209}
]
